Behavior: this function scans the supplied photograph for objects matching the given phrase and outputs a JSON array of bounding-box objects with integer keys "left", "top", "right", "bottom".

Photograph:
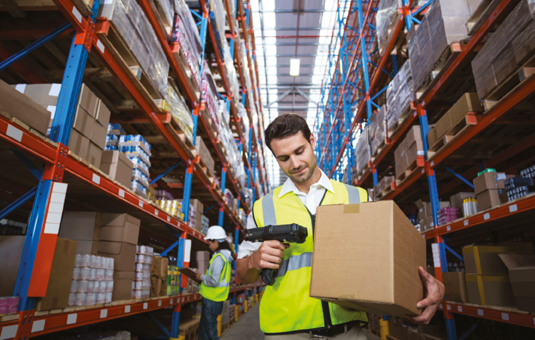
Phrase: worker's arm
[
  {"left": 237, "top": 241, "right": 288, "bottom": 284},
  {"left": 406, "top": 267, "right": 446, "bottom": 324}
]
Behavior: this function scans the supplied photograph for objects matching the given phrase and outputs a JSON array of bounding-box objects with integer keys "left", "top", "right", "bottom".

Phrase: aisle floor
[{"left": 220, "top": 303, "right": 379, "bottom": 340}]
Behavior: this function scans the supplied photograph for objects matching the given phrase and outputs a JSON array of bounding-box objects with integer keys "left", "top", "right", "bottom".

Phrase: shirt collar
[{"left": 278, "top": 170, "right": 335, "bottom": 199}]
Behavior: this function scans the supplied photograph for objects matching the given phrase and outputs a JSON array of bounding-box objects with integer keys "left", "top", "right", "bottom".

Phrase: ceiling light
[{"left": 290, "top": 59, "right": 300, "bottom": 76}]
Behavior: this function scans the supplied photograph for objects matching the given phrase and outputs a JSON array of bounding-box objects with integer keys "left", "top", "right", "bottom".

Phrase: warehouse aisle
[{"left": 220, "top": 303, "right": 380, "bottom": 340}]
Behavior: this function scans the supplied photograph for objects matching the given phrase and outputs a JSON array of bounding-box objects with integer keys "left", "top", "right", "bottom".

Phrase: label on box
[
  {"left": 497, "top": 173, "right": 506, "bottom": 180},
  {"left": 49, "top": 84, "right": 61, "bottom": 97},
  {"left": 46, "top": 105, "right": 56, "bottom": 117}
]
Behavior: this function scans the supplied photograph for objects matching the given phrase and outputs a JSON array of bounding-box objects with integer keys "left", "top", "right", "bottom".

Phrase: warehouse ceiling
[{"left": 251, "top": 0, "right": 349, "bottom": 189}]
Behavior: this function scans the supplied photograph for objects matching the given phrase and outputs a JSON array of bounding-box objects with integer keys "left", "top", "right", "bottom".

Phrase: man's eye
[{"left": 296, "top": 150, "right": 303, "bottom": 155}]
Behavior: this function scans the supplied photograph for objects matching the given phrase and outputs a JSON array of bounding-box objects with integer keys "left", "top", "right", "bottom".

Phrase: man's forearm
[{"left": 237, "top": 257, "right": 260, "bottom": 284}]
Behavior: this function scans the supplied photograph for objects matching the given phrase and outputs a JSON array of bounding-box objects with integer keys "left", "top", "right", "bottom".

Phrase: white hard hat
[{"left": 205, "top": 226, "right": 227, "bottom": 241}]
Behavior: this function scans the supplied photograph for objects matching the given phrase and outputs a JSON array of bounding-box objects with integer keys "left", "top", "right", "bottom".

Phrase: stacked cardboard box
[
  {"left": 373, "top": 175, "right": 395, "bottom": 199},
  {"left": 369, "top": 105, "right": 387, "bottom": 156},
  {"left": 449, "top": 191, "right": 475, "bottom": 217},
  {"left": 499, "top": 254, "right": 535, "bottom": 312},
  {"left": 13, "top": 83, "right": 111, "bottom": 167},
  {"left": 463, "top": 244, "right": 533, "bottom": 307},
  {"left": 472, "top": 172, "right": 510, "bottom": 211},
  {"left": 386, "top": 60, "right": 415, "bottom": 133},
  {"left": 415, "top": 199, "right": 450, "bottom": 231},
  {"left": 68, "top": 254, "right": 115, "bottom": 306},
  {"left": 133, "top": 246, "right": 153, "bottom": 299},
  {"left": 355, "top": 126, "right": 370, "bottom": 176},
  {"left": 98, "top": 213, "right": 140, "bottom": 301},
  {"left": 0, "top": 80, "right": 51, "bottom": 135},
  {"left": 407, "top": 0, "right": 476, "bottom": 91},
  {"left": 59, "top": 212, "right": 102, "bottom": 254},
  {"left": 394, "top": 126, "right": 423, "bottom": 179},
  {"left": 196, "top": 136, "right": 215, "bottom": 175},
  {"left": 472, "top": 0, "right": 535, "bottom": 100},
  {"left": 427, "top": 93, "right": 483, "bottom": 149},
  {"left": 150, "top": 255, "right": 169, "bottom": 297},
  {"left": 100, "top": 151, "right": 134, "bottom": 187}
]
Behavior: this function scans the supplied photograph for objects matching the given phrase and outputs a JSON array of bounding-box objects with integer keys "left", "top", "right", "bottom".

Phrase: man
[{"left": 237, "top": 114, "right": 444, "bottom": 339}]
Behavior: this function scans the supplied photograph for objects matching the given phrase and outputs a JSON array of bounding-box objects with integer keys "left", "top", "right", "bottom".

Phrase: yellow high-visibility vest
[{"left": 199, "top": 252, "right": 231, "bottom": 302}]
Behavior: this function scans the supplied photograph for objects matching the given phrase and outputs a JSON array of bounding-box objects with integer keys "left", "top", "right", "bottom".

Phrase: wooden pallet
[
  {"left": 416, "top": 42, "right": 465, "bottom": 101},
  {"left": 179, "top": 318, "right": 200, "bottom": 340},
  {"left": 427, "top": 112, "right": 480, "bottom": 159},
  {"left": 379, "top": 11, "right": 407, "bottom": 56},
  {"left": 96, "top": 19, "right": 163, "bottom": 113},
  {"left": 481, "top": 54, "right": 535, "bottom": 102},
  {"left": 374, "top": 182, "right": 396, "bottom": 201},
  {"left": 387, "top": 104, "right": 413, "bottom": 138},
  {"left": 396, "top": 156, "right": 425, "bottom": 185},
  {"left": 466, "top": 0, "right": 501, "bottom": 36}
]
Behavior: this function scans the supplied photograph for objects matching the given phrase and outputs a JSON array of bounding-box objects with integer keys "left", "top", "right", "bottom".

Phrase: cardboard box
[
  {"left": 73, "top": 107, "right": 94, "bottom": 138},
  {"left": 442, "top": 272, "right": 469, "bottom": 303},
  {"left": 404, "top": 126, "right": 423, "bottom": 147},
  {"left": 310, "top": 201, "right": 426, "bottom": 317},
  {"left": 449, "top": 93, "right": 483, "bottom": 125},
  {"left": 91, "top": 120, "right": 107, "bottom": 149},
  {"left": 422, "top": 215, "right": 435, "bottom": 231},
  {"left": 100, "top": 213, "right": 140, "bottom": 245},
  {"left": 100, "top": 151, "right": 134, "bottom": 187},
  {"left": 476, "top": 189, "right": 503, "bottom": 211},
  {"left": 394, "top": 143, "right": 408, "bottom": 178},
  {"left": 463, "top": 244, "right": 534, "bottom": 275},
  {"left": 473, "top": 172, "right": 506, "bottom": 195},
  {"left": 499, "top": 254, "right": 535, "bottom": 312},
  {"left": 76, "top": 240, "right": 99, "bottom": 255},
  {"left": 466, "top": 274, "right": 516, "bottom": 307},
  {"left": 96, "top": 101, "right": 111, "bottom": 127},
  {"left": 68, "top": 129, "right": 90, "bottom": 158},
  {"left": 0, "top": 236, "right": 26, "bottom": 296},
  {"left": 59, "top": 212, "right": 102, "bottom": 241},
  {"left": 434, "top": 111, "right": 453, "bottom": 142},
  {"left": 35, "top": 238, "right": 77, "bottom": 311},
  {"left": 195, "top": 136, "right": 215, "bottom": 174},
  {"left": 426, "top": 128, "right": 437, "bottom": 149},
  {"left": 449, "top": 192, "right": 475, "bottom": 211},
  {"left": 150, "top": 256, "right": 169, "bottom": 278},
  {"left": 98, "top": 241, "right": 137, "bottom": 271},
  {"left": 86, "top": 141, "right": 103, "bottom": 168},
  {"left": 113, "top": 271, "right": 134, "bottom": 301},
  {"left": 0, "top": 80, "right": 52, "bottom": 135},
  {"left": 406, "top": 139, "right": 424, "bottom": 165},
  {"left": 102, "top": 213, "right": 141, "bottom": 227},
  {"left": 78, "top": 84, "right": 99, "bottom": 117}
]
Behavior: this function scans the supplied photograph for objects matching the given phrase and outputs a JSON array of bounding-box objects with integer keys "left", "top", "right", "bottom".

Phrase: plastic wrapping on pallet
[
  {"left": 175, "top": 0, "right": 202, "bottom": 56},
  {"left": 373, "top": 175, "right": 395, "bottom": 199},
  {"left": 161, "top": 83, "right": 194, "bottom": 143},
  {"left": 202, "top": 62, "right": 221, "bottom": 131},
  {"left": 386, "top": 61, "right": 414, "bottom": 131},
  {"left": 472, "top": 0, "right": 535, "bottom": 100},
  {"left": 355, "top": 126, "right": 370, "bottom": 176},
  {"left": 211, "top": 0, "right": 227, "bottom": 43},
  {"left": 375, "top": 0, "right": 398, "bottom": 50},
  {"left": 98, "top": 0, "right": 169, "bottom": 98},
  {"left": 369, "top": 105, "right": 387, "bottom": 156},
  {"left": 407, "top": 0, "right": 474, "bottom": 91}
]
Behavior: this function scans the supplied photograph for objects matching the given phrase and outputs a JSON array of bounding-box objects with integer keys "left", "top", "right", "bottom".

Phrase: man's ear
[{"left": 310, "top": 134, "right": 316, "bottom": 149}]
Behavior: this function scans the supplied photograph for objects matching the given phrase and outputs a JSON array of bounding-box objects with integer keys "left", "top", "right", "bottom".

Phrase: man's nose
[{"left": 290, "top": 155, "right": 300, "bottom": 169}]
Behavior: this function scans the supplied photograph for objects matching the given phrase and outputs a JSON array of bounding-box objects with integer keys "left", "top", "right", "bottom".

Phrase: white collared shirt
[{"left": 237, "top": 170, "right": 334, "bottom": 259}]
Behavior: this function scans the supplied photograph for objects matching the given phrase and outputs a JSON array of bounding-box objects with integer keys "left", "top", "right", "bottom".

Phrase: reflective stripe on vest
[
  {"left": 262, "top": 191, "right": 277, "bottom": 225},
  {"left": 277, "top": 252, "right": 312, "bottom": 277},
  {"left": 199, "top": 253, "right": 231, "bottom": 302},
  {"left": 345, "top": 184, "right": 362, "bottom": 204}
]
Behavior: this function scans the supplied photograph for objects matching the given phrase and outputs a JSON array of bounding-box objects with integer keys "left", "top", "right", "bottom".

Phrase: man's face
[{"left": 270, "top": 131, "right": 317, "bottom": 184}]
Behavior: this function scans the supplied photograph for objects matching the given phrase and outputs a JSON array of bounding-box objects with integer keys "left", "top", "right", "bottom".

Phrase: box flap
[{"left": 499, "top": 254, "right": 535, "bottom": 282}]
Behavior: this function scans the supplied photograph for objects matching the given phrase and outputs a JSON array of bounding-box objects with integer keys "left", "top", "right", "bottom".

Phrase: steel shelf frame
[
  {"left": 0, "top": 0, "right": 267, "bottom": 337},
  {"left": 315, "top": 0, "right": 535, "bottom": 339}
]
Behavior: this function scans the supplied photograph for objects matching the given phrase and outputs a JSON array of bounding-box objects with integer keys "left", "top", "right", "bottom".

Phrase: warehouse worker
[
  {"left": 237, "top": 114, "right": 445, "bottom": 339},
  {"left": 196, "top": 226, "right": 235, "bottom": 340}
]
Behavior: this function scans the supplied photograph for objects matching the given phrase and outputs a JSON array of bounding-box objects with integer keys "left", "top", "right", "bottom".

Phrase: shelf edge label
[
  {"left": 6, "top": 125, "right": 23, "bottom": 142},
  {"left": 0, "top": 325, "right": 18, "bottom": 340},
  {"left": 100, "top": 309, "right": 108, "bottom": 318},
  {"left": 31, "top": 320, "right": 45, "bottom": 333},
  {"left": 125, "top": 305, "right": 130, "bottom": 313},
  {"left": 509, "top": 204, "right": 518, "bottom": 213},
  {"left": 67, "top": 313, "right": 77, "bottom": 325}
]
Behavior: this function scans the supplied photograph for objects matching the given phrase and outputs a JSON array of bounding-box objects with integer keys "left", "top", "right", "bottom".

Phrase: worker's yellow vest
[
  {"left": 253, "top": 179, "right": 368, "bottom": 334},
  {"left": 199, "top": 252, "right": 231, "bottom": 302}
]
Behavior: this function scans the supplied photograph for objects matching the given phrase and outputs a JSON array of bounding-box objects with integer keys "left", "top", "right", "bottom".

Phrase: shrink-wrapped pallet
[
  {"left": 369, "top": 105, "right": 387, "bottom": 156},
  {"left": 355, "top": 126, "right": 371, "bottom": 176},
  {"left": 386, "top": 61, "right": 414, "bottom": 131}
]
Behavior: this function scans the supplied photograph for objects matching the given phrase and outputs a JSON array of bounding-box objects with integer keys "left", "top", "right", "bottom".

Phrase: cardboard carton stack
[
  {"left": 407, "top": 0, "right": 476, "bottom": 91},
  {"left": 415, "top": 199, "right": 450, "bottom": 231},
  {"left": 105, "top": 123, "right": 125, "bottom": 151},
  {"left": 427, "top": 93, "right": 483, "bottom": 150},
  {"left": 472, "top": 0, "right": 535, "bottom": 101},
  {"left": 97, "top": 213, "right": 140, "bottom": 301},
  {"left": 118, "top": 135, "right": 152, "bottom": 199},
  {"left": 437, "top": 207, "right": 461, "bottom": 225},
  {"left": 463, "top": 244, "right": 534, "bottom": 307},
  {"left": 442, "top": 271, "right": 469, "bottom": 303},
  {"left": 355, "top": 126, "right": 370, "bottom": 177},
  {"left": 133, "top": 246, "right": 153, "bottom": 299},
  {"left": 100, "top": 151, "right": 134, "bottom": 187},
  {"left": 369, "top": 105, "right": 387, "bottom": 156},
  {"left": 386, "top": 61, "right": 415, "bottom": 132},
  {"left": 394, "top": 126, "right": 423, "bottom": 179},
  {"left": 499, "top": 254, "right": 535, "bottom": 312},
  {"left": 196, "top": 136, "right": 215, "bottom": 175},
  {"left": 59, "top": 212, "right": 102, "bottom": 255},
  {"left": 373, "top": 175, "right": 395, "bottom": 199},
  {"left": 13, "top": 83, "right": 111, "bottom": 168},
  {"left": 150, "top": 255, "right": 169, "bottom": 297},
  {"left": 472, "top": 171, "right": 510, "bottom": 211},
  {"left": 68, "top": 254, "right": 115, "bottom": 306}
]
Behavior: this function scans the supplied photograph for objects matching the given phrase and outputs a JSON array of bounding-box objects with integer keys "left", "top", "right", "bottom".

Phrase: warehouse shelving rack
[
  {"left": 315, "top": 0, "right": 535, "bottom": 339},
  {"left": 0, "top": 0, "right": 266, "bottom": 338}
]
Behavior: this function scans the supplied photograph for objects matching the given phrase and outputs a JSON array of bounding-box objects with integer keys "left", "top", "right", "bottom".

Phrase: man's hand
[
  {"left": 248, "top": 240, "right": 289, "bottom": 271},
  {"left": 407, "top": 266, "right": 445, "bottom": 324},
  {"left": 196, "top": 273, "right": 202, "bottom": 281}
]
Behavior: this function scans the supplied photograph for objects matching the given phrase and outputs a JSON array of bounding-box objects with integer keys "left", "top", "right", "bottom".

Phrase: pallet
[
  {"left": 170, "top": 41, "right": 201, "bottom": 102},
  {"left": 222, "top": 322, "right": 230, "bottom": 334},
  {"left": 179, "top": 318, "right": 200, "bottom": 340},
  {"left": 96, "top": 19, "right": 163, "bottom": 113},
  {"left": 379, "top": 11, "right": 407, "bottom": 56},
  {"left": 387, "top": 104, "right": 413, "bottom": 138},
  {"left": 157, "top": 112, "right": 197, "bottom": 159},
  {"left": 416, "top": 42, "right": 465, "bottom": 101},
  {"left": 466, "top": 0, "right": 501, "bottom": 36},
  {"left": 396, "top": 156, "right": 425, "bottom": 185},
  {"left": 195, "top": 154, "right": 215, "bottom": 185},
  {"left": 374, "top": 182, "right": 396, "bottom": 201},
  {"left": 481, "top": 55, "right": 535, "bottom": 102},
  {"left": 427, "top": 112, "right": 480, "bottom": 159}
]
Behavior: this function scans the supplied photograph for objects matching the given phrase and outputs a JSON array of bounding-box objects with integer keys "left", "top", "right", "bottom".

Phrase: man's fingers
[
  {"left": 407, "top": 305, "right": 435, "bottom": 324},
  {"left": 262, "top": 254, "right": 283, "bottom": 265},
  {"left": 418, "top": 266, "right": 433, "bottom": 283},
  {"left": 264, "top": 240, "right": 286, "bottom": 251},
  {"left": 262, "top": 245, "right": 285, "bottom": 258}
]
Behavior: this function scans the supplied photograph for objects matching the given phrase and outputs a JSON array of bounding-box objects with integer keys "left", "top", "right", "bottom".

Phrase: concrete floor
[{"left": 220, "top": 303, "right": 380, "bottom": 340}]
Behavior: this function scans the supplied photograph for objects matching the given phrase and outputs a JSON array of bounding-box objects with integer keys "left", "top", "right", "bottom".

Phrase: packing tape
[
  {"left": 473, "top": 247, "right": 482, "bottom": 275},
  {"left": 476, "top": 275, "right": 486, "bottom": 305},
  {"left": 343, "top": 204, "right": 360, "bottom": 214}
]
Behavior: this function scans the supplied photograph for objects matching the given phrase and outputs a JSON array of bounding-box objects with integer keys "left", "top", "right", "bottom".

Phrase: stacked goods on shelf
[
  {"left": 244, "top": 188, "right": 253, "bottom": 210},
  {"left": 415, "top": 199, "right": 450, "bottom": 231},
  {"left": 150, "top": 255, "right": 168, "bottom": 297},
  {"left": 393, "top": 126, "right": 423, "bottom": 180},
  {"left": 385, "top": 61, "right": 414, "bottom": 133},
  {"left": 472, "top": 0, "right": 535, "bottom": 101},
  {"left": 132, "top": 246, "right": 153, "bottom": 299},
  {"left": 118, "top": 135, "right": 152, "bottom": 198},
  {"left": 160, "top": 82, "right": 194, "bottom": 143},
  {"left": 152, "top": 190, "right": 185, "bottom": 221},
  {"left": 427, "top": 93, "right": 484, "bottom": 152},
  {"left": 13, "top": 83, "right": 111, "bottom": 167},
  {"left": 462, "top": 243, "right": 534, "bottom": 308},
  {"left": 97, "top": 213, "right": 140, "bottom": 301},
  {"left": 375, "top": 0, "right": 398, "bottom": 52},
  {"left": 442, "top": 271, "right": 469, "bottom": 303},
  {"left": 437, "top": 207, "right": 461, "bottom": 225},
  {"left": 355, "top": 126, "right": 370, "bottom": 177},
  {"left": 238, "top": 102, "right": 251, "bottom": 151},
  {"left": 100, "top": 150, "right": 134, "bottom": 187},
  {"left": 0, "top": 297, "right": 18, "bottom": 315},
  {"left": 449, "top": 191, "right": 476, "bottom": 217},
  {"left": 238, "top": 208, "right": 247, "bottom": 227},
  {"left": 98, "top": 0, "right": 170, "bottom": 97},
  {"left": 211, "top": 0, "right": 227, "bottom": 45},
  {"left": 175, "top": 199, "right": 203, "bottom": 231},
  {"left": 0, "top": 80, "right": 51, "bottom": 136},
  {"left": 1, "top": 237, "right": 76, "bottom": 311},
  {"left": 500, "top": 253, "right": 535, "bottom": 312},
  {"left": 69, "top": 254, "right": 115, "bottom": 306},
  {"left": 172, "top": 0, "right": 202, "bottom": 90},
  {"left": 225, "top": 189, "right": 236, "bottom": 214},
  {"left": 106, "top": 123, "right": 125, "bottom": 150},
  {"left": 196, "top": 136, "right": 215, "bottom": 175},
  {"left": 201, "top": 215, "right": 209, "bottom": 235},
  {"left": 202, "top": 63, "right": 221, "bottom": 131},
  {"left": 407, "top": 0, "right": 475, "bottom": 91},
  {"left": 167, "top": 265, "right": 180, "bottom": 296},
  {"left": 59, "top": 212, "right": 102, "bottom": 254},
  {"left": 369, "top": 105, "right": 386, "bottom": 156},
  {"left": 472, "top": 170, "right": 511, "bottom": 211},
  {"left": 373, "top": 175, "right": 395, "bottom": 200},
  {"left": 505, "top": 165, "right": 535, "bottom": 201}
]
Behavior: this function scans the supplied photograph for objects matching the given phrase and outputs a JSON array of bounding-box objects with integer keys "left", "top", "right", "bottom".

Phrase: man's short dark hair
[{"left": 265, "top": 113, "right": 312, "bottom": 151}]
